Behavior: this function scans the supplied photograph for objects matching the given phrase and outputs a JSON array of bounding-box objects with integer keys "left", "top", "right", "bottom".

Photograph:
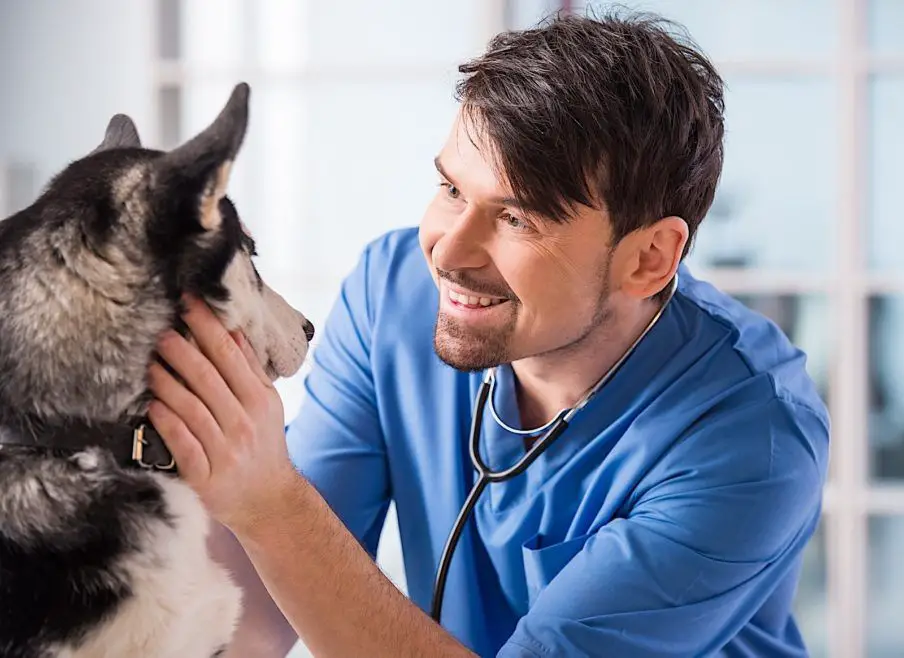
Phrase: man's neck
[{"left": 512, "top": 298, "right": 662, "bottom": 431}]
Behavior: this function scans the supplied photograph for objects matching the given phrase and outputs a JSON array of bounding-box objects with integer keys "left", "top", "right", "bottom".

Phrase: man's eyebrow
[
  {"left": 433, "top": 156, "right": 455, "bottom": 184},
  {"left": 433, "top": 155, "right": 544, "bottom": 215},
  {"left": 489, "top": 194, "right": 543, "bottom": 214}
]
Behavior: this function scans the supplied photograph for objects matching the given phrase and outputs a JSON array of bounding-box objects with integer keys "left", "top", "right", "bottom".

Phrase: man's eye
[
  {"left": 439, "top": 182, "right": 460, "bottom": 199},
  {"left": 501, "top": 213, "right": 531, "bottom": 231}
]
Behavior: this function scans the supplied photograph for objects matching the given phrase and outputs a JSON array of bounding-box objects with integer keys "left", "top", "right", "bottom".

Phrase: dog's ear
[
  {"left": 91, "top": 114, "right": 142, "bottom": 153},
  {"left": 154, "top": 83, "right": 249, "bottom": 231}
]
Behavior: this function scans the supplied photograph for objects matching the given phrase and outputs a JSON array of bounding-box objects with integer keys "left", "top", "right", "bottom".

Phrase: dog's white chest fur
[{"left": 52, "top": 476, "right": 242, "bottom": 658}]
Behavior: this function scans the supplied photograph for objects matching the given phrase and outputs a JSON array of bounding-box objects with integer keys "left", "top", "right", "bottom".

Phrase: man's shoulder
[
  {"left": 657, "top": 266, "right": 830, "bottom": 483},
  {"left": 627, "top": 267, "right": 831, "bottom": 513},
  {"left": 673, "top": 264, "right": 828, "bottom": 422}
]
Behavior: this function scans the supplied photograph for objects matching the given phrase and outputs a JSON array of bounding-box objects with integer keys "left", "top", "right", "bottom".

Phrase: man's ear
[
  {"left": 615, "top": 216, "right": 688, "bottom": 299},
  {"left": 91, "top": 114, "right": 142, "bottom": 153},
  {"left": 154, "top": 82, "right": 250, "bottom": 231}
]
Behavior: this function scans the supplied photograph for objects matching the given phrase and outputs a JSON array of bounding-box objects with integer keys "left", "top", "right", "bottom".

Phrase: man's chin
[
  {"left": 433, "top": 352, "right": 488, "bottom": 373},
  {"left": 432, "top": 312, "right": 513, "bottom": 371},
  {"left": 433, "top": 331, "right": 508, "bottom": 372}
]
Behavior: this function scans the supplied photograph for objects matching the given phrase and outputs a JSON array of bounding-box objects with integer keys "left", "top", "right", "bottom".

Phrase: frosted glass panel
[
  {"left": 506, "top": 0, "right": 562, "bottom": 29},
  {"left": 157, "top": 0, "right": 181, "bottom": 60},
  {"left": 305, "top": 0, "right": 485, "bottom": 68},
  {"left": 868, "top": 516, "right": 904, "bottom": 657},
  {"left": 579, "top": 0, "right": 838, "bottom": 61},
  {"left": 181, "top": 0, "right": 246, "bottom": 68},
  {"left": 0, "top": 163, "right": 37, "bottom": 217},
  {"left": 686, "top": 76, "right": 838, "bottom": 271},
  {"left": 867, "top": 76, "right": 904, "bottom": 272},
  {"left": 868, "top": 296, "right": 904, "bottom": 481},
  {"left": 239, "top": 84, "right": 308, "bottom": 270},
  {"left": 254, "top": 0, "right": 311, "bottom": 70},
  {"left": 301, "top": 80, "right": 459, "bottom": 280},
  {"left": 869, "top": 0, "right": 904, "bottom": 55}
]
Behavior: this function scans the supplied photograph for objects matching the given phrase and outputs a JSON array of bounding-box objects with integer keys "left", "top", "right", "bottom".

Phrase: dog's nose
[{"left": 303, "top": 319, "right": 315, "bottom": 342}]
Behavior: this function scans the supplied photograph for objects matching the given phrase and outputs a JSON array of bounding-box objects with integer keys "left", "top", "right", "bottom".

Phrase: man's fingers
[
  {"left": 231, "top": 330, "right": 272, "bottom": 388},
  {"left": 155, "top": 330, "right": 249, "bottom": 439},
  {"left": 147, "top": 398, "right": 212, "bottom": 485},
  {"left": 181, "top": 295, "right": 262, "bottom": 404},
  {"left": 148, "top": 360, "right": 236, "bottom": 470}
]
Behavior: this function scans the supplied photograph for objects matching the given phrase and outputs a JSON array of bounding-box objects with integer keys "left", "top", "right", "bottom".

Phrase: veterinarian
[{"left": 148, "top": 11, "right": 830, "bottom": 658}]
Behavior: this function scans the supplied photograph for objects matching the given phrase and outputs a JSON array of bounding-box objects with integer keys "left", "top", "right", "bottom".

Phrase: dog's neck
[
  {"left": 0, "top": 218, "right": 180, "bottom": 424},
  {"left": 0, "top": 275, "right": 194, "bottom": 473}
]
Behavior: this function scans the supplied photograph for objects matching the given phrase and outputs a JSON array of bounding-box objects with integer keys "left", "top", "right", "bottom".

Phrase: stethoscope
[{"left": 429, "top": 275, "right": 679, "bottom": 623}]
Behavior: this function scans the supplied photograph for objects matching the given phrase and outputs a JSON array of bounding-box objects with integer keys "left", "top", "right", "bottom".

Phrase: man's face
[{"left": 418, "top": 111, "right": 619, "bottom": 371}]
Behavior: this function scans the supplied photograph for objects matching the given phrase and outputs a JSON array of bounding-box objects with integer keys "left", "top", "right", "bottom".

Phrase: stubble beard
[
  {"left": 432, "top": 264, "right": 616, "bottom": 372},
  {"left": 432, "top": 306, "right": 517, "bottom": 372}
]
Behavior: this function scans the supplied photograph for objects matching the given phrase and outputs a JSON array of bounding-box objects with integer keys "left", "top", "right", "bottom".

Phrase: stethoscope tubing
[
  {"left": 430, "top": 378, "right": 570, "bottom": 622},
  {"left": 428, "top": 276, "right": 678, "bottom": 624}
]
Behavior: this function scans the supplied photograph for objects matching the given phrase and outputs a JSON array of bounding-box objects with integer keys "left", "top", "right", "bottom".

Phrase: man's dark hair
[{"left": 455, "top": 8, "right": 725, "bottom": 288}]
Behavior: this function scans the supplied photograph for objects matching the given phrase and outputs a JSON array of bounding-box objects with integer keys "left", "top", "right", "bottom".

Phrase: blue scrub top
[{"left": 285, "top": 228, "right": 830, "bottom": 657}]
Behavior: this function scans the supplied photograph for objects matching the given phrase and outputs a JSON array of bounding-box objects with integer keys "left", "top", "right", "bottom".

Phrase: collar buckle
[{"left": 131, "top": 423, "right": 176, "bottom": 471}]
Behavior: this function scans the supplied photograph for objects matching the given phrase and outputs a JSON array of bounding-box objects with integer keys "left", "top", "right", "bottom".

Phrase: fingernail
[
  {"left": 147, "top": 400, "right": 168, "bottom": 424},
  {"left": 158, "top": 329, "right": 179, "bottom": 345}
]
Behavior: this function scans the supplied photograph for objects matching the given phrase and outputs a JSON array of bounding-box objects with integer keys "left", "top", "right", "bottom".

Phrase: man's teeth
[{"left": 448, "top": 289, "right": 504, "bottom": 307}]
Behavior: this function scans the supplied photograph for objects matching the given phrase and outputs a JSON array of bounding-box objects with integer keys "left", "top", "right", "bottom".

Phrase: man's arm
[
  {"left": 206, "top": 521, "right": 298, "bottom": 658},
  {"left": 235, "top": 470, "right": 475, "bottom": 658},
  {"left": 215, "top": 394, "right": 825, "bottom": 658},
  {"left": 211, "top": 241, "right": 392, "bottom": 657}
]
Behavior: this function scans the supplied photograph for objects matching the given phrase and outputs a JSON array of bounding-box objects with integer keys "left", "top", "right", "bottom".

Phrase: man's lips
[
  {"left": 445, "top": 285, "right": 508, "bottom": 308},
  {"left": 440, "top": 283, "right": 513, "bottom": 319}
]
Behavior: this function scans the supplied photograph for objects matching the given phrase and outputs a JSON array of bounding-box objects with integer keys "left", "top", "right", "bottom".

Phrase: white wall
[{"left": 0, "top": 0, "right": 155, "bottom": 193}]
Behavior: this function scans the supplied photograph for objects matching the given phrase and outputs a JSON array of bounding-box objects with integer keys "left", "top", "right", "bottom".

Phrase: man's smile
[{"left": 440, "top": 282, "right": 511, "bottom": 319}]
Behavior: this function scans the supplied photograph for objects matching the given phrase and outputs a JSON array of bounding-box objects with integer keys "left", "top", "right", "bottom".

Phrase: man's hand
[
  {"left": 147, "top": 294, "right": 295, "bottom": 534},
  {"left": 148, "top": 294, "right": 475, "bottom": 657}
]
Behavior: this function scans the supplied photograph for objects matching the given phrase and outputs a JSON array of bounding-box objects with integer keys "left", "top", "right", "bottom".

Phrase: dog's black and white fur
[{"left": 0, "top": 83, "right": 312, "bottom": 657}]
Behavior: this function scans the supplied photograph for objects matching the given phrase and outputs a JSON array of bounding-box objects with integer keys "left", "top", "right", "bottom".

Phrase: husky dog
[{"left": 0, "top": 83, "right": 312, "bottom": 657}]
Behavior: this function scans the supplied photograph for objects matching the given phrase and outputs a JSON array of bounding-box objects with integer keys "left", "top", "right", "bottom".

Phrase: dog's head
[{"left": 0, "top": 83, "right": 312, "bottom": 423}]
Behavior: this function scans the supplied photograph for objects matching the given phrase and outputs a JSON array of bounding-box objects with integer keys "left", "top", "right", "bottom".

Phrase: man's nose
[{"left": 432, "top": 211, "right": 491, "bottom": 273}]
